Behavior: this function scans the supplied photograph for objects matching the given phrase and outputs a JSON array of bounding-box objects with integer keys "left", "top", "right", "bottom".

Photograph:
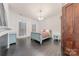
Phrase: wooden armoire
[{"left": 61, "top": 3, "right": 79, "bottom": 56}]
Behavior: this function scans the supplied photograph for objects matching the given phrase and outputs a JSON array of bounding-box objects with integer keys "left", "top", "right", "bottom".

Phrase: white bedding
[{"left": 41, "top": 29, "right": 50, "bottom": 39}]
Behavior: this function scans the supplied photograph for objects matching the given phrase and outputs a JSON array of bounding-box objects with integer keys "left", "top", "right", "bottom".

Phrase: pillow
[{"left": 41, "top": 29, "right": 50, "bottom": 38}]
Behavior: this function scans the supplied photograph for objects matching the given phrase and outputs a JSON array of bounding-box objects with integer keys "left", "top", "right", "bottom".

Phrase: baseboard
[{"left": 17, "top": 36, "right": 31, "bottom": 39}]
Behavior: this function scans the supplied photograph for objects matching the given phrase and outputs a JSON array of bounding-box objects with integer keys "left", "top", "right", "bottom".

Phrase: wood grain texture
[{"left": 61, "top": 3, "right": 79, "bottom": 55}]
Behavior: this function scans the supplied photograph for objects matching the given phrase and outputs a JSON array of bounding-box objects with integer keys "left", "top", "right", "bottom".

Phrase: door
[
  {"left": 62, "top": 4, "right": 74, "bottom": 55},
  {"left": 61, "top": 7, "right": 67, "bottom": 48},
  {"left": 62, "top": 4, "right": 73, "bottom": 48},
  {"left": 73, "top": 4, "right": 79, "bottom": 49},
  {"left": 65, "top": 4, "right": 73, "bottom": 48}
]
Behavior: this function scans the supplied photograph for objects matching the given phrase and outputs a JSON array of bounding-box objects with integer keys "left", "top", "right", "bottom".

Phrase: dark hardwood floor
[{"left": 2, "top": 38, "right": 61, "bottom": 56}]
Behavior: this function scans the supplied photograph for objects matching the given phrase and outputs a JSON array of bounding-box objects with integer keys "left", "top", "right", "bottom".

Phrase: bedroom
[
  {"left": 1, "top": 3, "right": 79, "bottom": 56},
  {"left": 0, "top": 3, "right": 62, "bottom": 56}
]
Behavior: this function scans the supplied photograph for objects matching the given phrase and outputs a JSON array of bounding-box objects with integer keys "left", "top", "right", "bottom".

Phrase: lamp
[
  {"left": 38, "top": 9, "right": 44, "bottom": 21},
  {"left": 38, "top": 16, "right": 44, "bottom": 21}
]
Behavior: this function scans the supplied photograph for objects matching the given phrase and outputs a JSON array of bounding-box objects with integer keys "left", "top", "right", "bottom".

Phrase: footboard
[{"left": 31, "top": 32, "right": 43, "bottom": 44}]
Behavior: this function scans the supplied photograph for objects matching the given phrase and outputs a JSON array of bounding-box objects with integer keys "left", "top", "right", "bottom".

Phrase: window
[
  {"left": 0, "top": 3, "right": 7, "bottom": 27},
  {"left": 19, "top": 22, "right": 26, "bottom": 36},
  {"left": 32, "top": 24, "right": 36, "bottom": 32}
]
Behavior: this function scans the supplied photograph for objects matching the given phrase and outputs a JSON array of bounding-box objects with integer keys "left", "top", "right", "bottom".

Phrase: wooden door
[
  {"left": 65, "top": 4, "right": 74, "bottom": 48},
  {"left": 62, "top": 4, "right": 74, "bottom": 55},
  {"left": 64, "top": 4, "right": 73, "bottom": 48},
  {"left": 62, "top": 3, "right": 79, "bottom": 55},
  {"left": 61, "top": 6, "right": 67, "bottom": 49},
  {"left": 73, "top": 4, "right": 79, "bottom": 49}
]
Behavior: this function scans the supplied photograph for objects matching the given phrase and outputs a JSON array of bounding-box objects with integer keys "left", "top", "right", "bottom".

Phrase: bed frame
[{"left": 31, "top": 31, "right": 52, "bottom": 44}]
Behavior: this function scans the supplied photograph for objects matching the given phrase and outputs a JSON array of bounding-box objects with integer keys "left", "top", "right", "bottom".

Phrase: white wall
[
  {"left": 8, "top": 10, "right": 34, "bottom": 38},
  {"left": 9, "top": 11, "right": 40, "bottom": 38},
  {"left": 38, "top": 15, "right": 61, "bottom": 37}
]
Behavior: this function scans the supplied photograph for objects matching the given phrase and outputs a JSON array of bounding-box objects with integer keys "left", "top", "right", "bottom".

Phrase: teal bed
[{"left": 31, "top": 30, "right": 52, "bottom": 44}]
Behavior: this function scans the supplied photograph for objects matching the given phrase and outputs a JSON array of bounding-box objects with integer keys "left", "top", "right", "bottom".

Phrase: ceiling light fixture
[{"left": 38, "top": 9, "right": 44, "bottom": 21}]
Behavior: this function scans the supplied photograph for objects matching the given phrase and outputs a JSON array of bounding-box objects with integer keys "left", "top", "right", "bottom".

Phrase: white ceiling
[{"left": 8, "top": 3, "right": 63, "bottom": 20}]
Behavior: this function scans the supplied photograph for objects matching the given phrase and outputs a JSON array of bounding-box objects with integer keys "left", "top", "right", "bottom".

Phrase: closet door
[
  {"left": 65, "top": 4, "right": 73, "bottom": 49},
  {"left": 62, "top": 4, "right": 74, "bottom": 55},
  {"left": 62, "top": 3, "right": 79, "bottom": 55},
  {"left": 73, "top": 4, "right": 79, "bottom": 49},
  {"left": 65, "top": 4, "right": 74, "bottom": 49},
  {"left": 61, "top": 7, "right": 67, "bottom": 49}
]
